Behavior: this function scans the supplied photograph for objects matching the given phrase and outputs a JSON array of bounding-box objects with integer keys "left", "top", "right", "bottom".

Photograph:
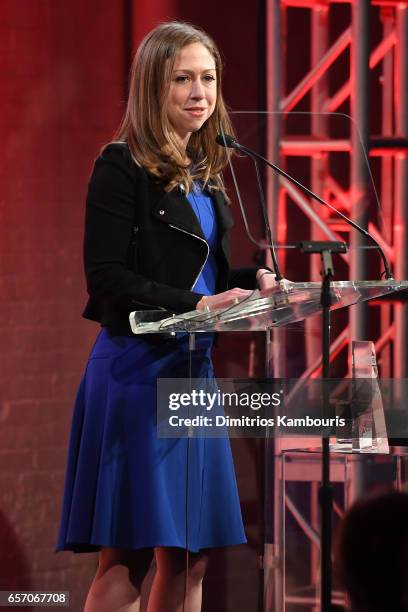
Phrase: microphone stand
[
  {"left": 299, "top": 239, "right": 347, "bottom": 612},
  {"left": 217, "top": 133, "right": 393, "bottom": 612}
]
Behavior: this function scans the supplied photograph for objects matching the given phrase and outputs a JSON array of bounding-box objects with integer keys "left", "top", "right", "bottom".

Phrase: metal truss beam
[{"left": 265, "top": 0, "right": 408, "bottom": 609}]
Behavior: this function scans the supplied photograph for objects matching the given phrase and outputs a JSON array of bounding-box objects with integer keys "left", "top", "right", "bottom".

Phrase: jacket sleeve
[
  {"left": 83, "top": 144, "right": 203, "bottom": 313},
  {"left": 228, "top": 267, "right": 260, "bottom": 290},
  {"left": 229, "top": 265, "right": 276, "bottom": 289}
]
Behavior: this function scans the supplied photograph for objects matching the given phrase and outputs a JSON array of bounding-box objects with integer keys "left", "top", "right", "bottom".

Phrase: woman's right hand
[{"left": 196, "top": 288, "right": 253, "bottom": 311}]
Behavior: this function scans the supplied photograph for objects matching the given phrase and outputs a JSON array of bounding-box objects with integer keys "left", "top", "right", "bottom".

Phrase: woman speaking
[{"left": 56, "top": 21, "right": 274, "bottom": 612}]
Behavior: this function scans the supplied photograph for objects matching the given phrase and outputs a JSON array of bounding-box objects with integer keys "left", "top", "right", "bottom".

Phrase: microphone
[
  {"left": 216, "top": 134, "right": 239, "bottom": 149},
  {"left": 216, "top": 133, "right": 393, "bottom": 280}
]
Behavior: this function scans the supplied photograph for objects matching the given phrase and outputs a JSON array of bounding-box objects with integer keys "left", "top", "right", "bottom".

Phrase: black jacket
[{"left": 82, "top": 142, "right": 258, "bottom": 333}]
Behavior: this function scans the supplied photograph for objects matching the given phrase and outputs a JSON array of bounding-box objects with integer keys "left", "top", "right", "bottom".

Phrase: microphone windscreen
[{"left": 215, "top": 134, "right": 237, "bottom": 148}]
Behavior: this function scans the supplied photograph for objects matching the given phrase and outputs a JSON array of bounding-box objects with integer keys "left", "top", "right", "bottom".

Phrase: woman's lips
[{"left": 184, "top": 108, "right": 207, "bottom": 116}]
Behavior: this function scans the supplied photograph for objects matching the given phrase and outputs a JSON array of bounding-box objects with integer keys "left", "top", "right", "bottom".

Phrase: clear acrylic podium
[
  {"left": 130, "top": 279, "right": 408, "bottom": 335},
  {"left": 129, "top": 278, "right": 408, "bottom": 611}
]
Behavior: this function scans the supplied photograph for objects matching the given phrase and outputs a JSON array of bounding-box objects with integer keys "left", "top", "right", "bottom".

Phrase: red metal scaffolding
[
  {"left": 266, "top": 0, "right": 408, "bottom": 378},
  {"left": 264, "top": 0, "right": 408, "bottom": 609}
]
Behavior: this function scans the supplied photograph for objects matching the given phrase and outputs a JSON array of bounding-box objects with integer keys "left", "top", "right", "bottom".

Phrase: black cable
[
  {"left": 248, "top": 154, "right": 283, "bottom": 280},
  {"left": 217, "top": 133, "right": 394, "bottom": 281}
]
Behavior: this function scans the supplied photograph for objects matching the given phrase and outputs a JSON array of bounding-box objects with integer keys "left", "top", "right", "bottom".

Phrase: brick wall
[
  {"left": 0, "top": 2, "right": 125, "bottom": 608},
  {"left": 0, "top": 2, "right": 263, "bottom": 610}
]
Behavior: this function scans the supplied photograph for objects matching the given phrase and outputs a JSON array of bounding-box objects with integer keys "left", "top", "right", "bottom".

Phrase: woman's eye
[
  {"left": 175, "top": 75, "right": 190, "bottom": 83},
  {"left": 203, "top": 75, "right": 216, "bottom": 82}
]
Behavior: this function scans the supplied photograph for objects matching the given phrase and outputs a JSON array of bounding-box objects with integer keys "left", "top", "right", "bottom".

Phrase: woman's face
[{"left": 165, "top": 42, "right": 217, "bottom": 147}]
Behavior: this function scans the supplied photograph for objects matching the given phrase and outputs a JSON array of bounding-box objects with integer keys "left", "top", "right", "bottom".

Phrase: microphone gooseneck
[
  {"left": 216, "top": 133, "right": 393, "bottom": 280},
  {"left": 216, "top": 133, "right": 284, "bottom": 281}
]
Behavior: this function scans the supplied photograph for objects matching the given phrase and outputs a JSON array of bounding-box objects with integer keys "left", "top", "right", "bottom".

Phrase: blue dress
[{"left": 56, "top": 183, "right": 247, "bottom": 553}]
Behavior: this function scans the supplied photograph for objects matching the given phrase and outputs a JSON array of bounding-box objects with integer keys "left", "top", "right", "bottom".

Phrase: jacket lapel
[
  {"left": 150, "top": 180, "right": 234, "bottom": 241},
  {"left": 152, "top": 189, "right": 205, "bottom": 239}
]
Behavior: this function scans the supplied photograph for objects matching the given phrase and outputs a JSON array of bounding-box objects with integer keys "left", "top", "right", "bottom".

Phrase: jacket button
[{"left": 159, "top": 209, "right": 165, "bottom": 215}]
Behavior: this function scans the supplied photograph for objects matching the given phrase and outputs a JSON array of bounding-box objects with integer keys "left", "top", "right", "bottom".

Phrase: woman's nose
[{"left": 190, "top": 79, "right": 205, "bottom": 99}]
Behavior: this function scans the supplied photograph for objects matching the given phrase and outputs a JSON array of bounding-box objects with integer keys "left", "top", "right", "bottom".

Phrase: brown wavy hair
[{"left": 113, "top": 21, "right": 235, "bottom": 194}]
